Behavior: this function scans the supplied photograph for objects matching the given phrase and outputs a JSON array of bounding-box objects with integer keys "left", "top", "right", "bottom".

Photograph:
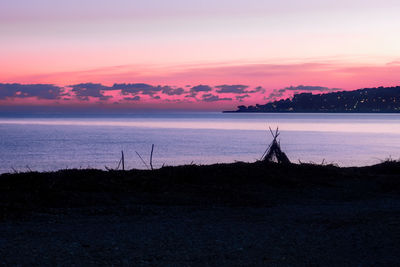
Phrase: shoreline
[{"left": 223, "top": 110, "right": 400, "bottom": 113}]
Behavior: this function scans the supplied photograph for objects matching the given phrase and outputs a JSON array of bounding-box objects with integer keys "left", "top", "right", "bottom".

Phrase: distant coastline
[
  {"left": 225, "top": 86, "right": 400, "bottom": 113},
  {"left": 223, "top": 110, "right": 400, "bottom": 113}
]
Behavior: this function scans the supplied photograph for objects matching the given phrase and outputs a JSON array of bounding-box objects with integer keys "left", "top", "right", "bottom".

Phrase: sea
[{"left": 0, "top": 112, "right": 399, "bottom": 173}]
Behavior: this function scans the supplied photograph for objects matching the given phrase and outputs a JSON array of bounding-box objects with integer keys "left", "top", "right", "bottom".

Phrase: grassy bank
[
  {"left": 1, "top": 160, "right": 400, "bottom": 265},
  {"left": 1, "top": 160, "right": 400, "bottom": 219}
]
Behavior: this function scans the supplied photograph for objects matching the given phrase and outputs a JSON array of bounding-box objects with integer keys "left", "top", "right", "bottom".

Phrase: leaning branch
[{"left": 136, "top": 151, "right": 150, "bottom": 170}]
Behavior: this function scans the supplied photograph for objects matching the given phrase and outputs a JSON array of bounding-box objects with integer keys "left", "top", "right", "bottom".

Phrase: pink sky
[{"left": 1, "top": 0, "right": 399, "bottom": 110}]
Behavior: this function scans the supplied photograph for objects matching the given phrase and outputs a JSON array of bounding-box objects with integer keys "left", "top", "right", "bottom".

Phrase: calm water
[{"left": 0, "top": 113, "right": 399, "bottom": 173}]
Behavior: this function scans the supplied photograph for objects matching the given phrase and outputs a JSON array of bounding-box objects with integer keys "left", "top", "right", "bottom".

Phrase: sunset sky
[{"left": 1, "top": 0, "right": 400, "bottom": 111}]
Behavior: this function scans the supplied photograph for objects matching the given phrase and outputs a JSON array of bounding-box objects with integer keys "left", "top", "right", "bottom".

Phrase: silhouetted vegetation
[
  {"left": 228, "top": 86, "right": 400, "bottom": 112},
  {"left": 2, "top": 160, "right": 400, "bottom": 265},
  {"left": 1, "top": 160, "right": 400, "bottom": 220}
]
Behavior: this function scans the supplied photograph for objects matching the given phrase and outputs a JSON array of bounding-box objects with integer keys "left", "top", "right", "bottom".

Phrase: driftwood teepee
[{"left": 261, "top": 127, "right": 290, "bottom": 164}]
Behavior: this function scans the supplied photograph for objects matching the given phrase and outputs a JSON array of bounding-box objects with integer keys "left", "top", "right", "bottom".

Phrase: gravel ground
[{"left": 1, "top": 198, "right": 399, "bottom": 266}]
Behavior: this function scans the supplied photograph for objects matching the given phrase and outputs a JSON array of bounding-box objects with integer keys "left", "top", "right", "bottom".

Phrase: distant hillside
[{"left": 226, "top": 86, "right": 400, "bottom": 113}]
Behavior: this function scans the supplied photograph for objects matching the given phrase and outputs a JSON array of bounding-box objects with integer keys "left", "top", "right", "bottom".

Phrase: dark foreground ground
[{"left": 0, "top": 161, "right": 400, "bottom": 266}]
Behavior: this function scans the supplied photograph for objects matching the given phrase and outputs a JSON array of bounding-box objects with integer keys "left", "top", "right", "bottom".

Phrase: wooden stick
[
  {"left": 150, "top": 144, "right": 154, "bottom": 170},
  {"left": 121, "top": 150, "right": 125, "bottom": 171},
  {"left": 136, "top": 151, "right": 150, "bottom": 170},
  {"left": 261, "top": 143, "right": 272, "bottom": 160},
  {"left": 116, "top": 158, "right": 122, "bottom": 170},
  {"left": 269, "top": 127, "right": 275, "bottom": 138},
  {"left": 105, "top": 166, "right": 112, "bottom": 171}
]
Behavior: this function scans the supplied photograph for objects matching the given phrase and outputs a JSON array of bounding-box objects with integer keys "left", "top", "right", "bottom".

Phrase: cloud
[
  {"left": 184, "top": 84, "right": 214, "bottom": 99},
  {"left": 113, "top": 83, "right": 156, "bottom": 95},
  {"left": 267, "top": 90, "right": 284, "bottom": 99},
  {"left": 236, "top": 94, "right": 250, "bottom": 102},
  {"left": 265, "top": 85, "right": 341, "bottom": 101},
  {"left": 114, "top": 83, "right": 185, "bottom": 96},
  {"left": 202, "top": 93, "right": 232, "bottom": 102},
  {"left": 0, "top": 83, "right": 64, "bottom": 100},
  {"left": 123, "top": 96, "right": 141, "bottom": 101},
  {"left": 185, "top": 92, "right": 197, "bottom": 98},
  {"left": 282, "top": 85, "right": 340, "bottom": 92},
  {"left": 215, "top": 84, "right": 249, "bottom": 94},
  {"left": 190, "top": 85, "right": 213, "bottom": 93},
  {"left": 1, "top": 81, "right": 343, "bottom": 108},
  {"left": 246, "top": 86, "right": 266, "bottom": 94},
  {"left": 162, "top": 87, "right": 185, "bottom": 95},
  {"left": 70, "top": 83, "right": 113, "bottom": 101},
  {"left": 112, "top": 83, "right": 166, "bottom": 95}
]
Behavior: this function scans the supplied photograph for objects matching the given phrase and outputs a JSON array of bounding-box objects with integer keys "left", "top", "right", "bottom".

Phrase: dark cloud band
[{"left": 0, "top": 83, "right": 64, "bottom": 100}]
